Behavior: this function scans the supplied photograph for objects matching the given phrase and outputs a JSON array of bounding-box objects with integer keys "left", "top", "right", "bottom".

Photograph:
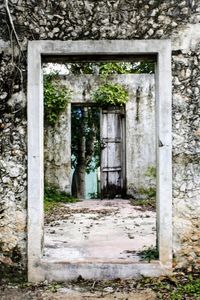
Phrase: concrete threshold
[{"left": 40, "top": 259, "right": 168, "bottom": 281}]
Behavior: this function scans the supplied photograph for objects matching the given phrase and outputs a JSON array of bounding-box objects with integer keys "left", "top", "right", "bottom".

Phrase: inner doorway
[{"left": 71, "top": 104, "right": 126, "bottom": 200}]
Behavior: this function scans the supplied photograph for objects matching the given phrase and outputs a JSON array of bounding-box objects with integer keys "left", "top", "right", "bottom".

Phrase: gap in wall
[{"left": 42, "top": 60, "right": 157, "bottom": 264}]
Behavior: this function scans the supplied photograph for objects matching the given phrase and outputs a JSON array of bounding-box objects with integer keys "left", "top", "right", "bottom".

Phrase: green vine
[
  {"left": 44, "top": 74, "right": 72, "bottom": 126},
  {"left": 92, "top": 82, "right": 128, "bottom": 106}
]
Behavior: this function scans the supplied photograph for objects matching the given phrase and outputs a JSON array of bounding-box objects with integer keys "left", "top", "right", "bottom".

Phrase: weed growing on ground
[
  {"left": 168, "top": 276, "right": 200, "bottom": 299},
  {"left": 148, "top": 273, "right": 200, "bottom": 299},
  {"left": 44, "top": 184, "right": 78, "bottom": 211},
  {"left": 138, "top": 187, "right": 156, "bottom": 198},
  {"left": 138, "top": 246, "right": 159, "bottom": 262},
  {"left": 1, "top": 271, "right": 200, "bottom": 299},
  {"left": 130, "top": 198, "right": 156, "bottom": 210}
]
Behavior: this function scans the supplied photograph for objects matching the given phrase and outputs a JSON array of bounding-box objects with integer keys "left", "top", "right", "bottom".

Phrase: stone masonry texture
[{"left": 0, "top": 0, "right": 200, "bottom": 275}]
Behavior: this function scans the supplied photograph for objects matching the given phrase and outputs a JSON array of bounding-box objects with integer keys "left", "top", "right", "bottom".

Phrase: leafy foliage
[
  {"left": 138, "top": 246, "right": 159, "bottom": 262},
  {"left": 68, "top": 62, "right": 95, "bottom": 75},
  {"left": 130, "top": 198, "right": 156, "bottom": 209},
  {"left": 65, "top": 61, "right": 155, "bottom": 75},
  {"left": 145, "top": 166, "right": 156, "bottom": 178},
  {"left": 44, "top": 184, "right": 78, "bottom": 211},
  {"left": 99, "top": 62, "right": 130, "bottom": 75},
  {"left": 138, "top": 186, "right": 156, "bottom": 198},
  {"left": 44, "top": 74, "right": 72, "bottom": 126},
  {"left": 151, "top": 274, "right": 200, "bottom": 300},
  {"left": 71, "top": 106, "right": 100, "bottom": 172},
  {"left": 168, "top": 276, "right": 200, "bottom": 299},
  {"left": 99, "top": 62, "right": 155, "bottom": 75},
  {"left": 92, "top": 82, "right": 129, "bottom": 106},
  {"left": 130, "top": 61, "right": 155, "bottom": 74}
]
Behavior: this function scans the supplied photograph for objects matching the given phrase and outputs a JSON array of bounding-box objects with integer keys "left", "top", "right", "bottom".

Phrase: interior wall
[
  {"left": 44, "top": 74, "right": 156, "bottom": 198},
  {"left": 44, "top": 105, "right": 71, "bottom": 194},
  {"left": 125, "top": 74, "right": 156, "bottom": 198}
]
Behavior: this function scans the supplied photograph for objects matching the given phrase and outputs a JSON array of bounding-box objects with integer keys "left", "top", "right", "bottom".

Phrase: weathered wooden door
[{"left": 100, "top": 106, "right": 125, "bottom": 198}]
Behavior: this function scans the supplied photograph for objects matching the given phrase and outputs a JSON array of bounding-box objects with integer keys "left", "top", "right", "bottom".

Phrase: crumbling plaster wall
[
  {"left": 44, "top": 105, "right": 71, "bottom": 194},
  {"left": 0, "top": 0, "right": 200, "bottom": 273}
]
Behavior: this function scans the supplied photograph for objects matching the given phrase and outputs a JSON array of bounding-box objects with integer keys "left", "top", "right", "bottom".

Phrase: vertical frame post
[
  {"left": 28, "top": 44, "right": 44, "bottom": 281},
  {"left": 156, "top": 42, "right": 172, "bottom": 267}
]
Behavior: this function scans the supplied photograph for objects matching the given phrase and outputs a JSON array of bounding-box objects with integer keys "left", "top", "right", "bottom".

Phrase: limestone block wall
[{"left": 0, "top": 0, "right": 200, "bottom": 274}]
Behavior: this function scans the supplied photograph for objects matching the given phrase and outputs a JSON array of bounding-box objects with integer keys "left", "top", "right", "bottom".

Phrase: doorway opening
[
  {"left": 43, "top": 60, "right": 158, "bottom": 265},
  {"left": 71, "top": 104, "right": 126, "bottom": 200},
  {"left": 28, "top": 40, "right": 172, "bottom": 282}
]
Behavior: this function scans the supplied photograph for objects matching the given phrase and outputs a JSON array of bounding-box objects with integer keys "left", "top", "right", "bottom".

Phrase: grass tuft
[
  {"left": 138, "top": 246, "right": 159, "bottom": 262},
  {"left": 44, "top": 184, "right": 78, "bottom": 211}
]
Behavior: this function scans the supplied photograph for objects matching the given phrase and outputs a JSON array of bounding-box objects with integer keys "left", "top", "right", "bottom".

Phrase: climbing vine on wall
[{"left": 44, "top": 74, "right": 72, "bottom": 126}]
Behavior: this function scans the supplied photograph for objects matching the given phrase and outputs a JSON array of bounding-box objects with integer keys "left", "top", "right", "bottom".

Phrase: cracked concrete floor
[{"left": 43, "top": 200, "right": 156, "bottom": 262}]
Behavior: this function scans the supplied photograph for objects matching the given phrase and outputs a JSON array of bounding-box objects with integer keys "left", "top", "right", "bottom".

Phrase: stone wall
[{"left": 0, "top": 0, "right": 200, "bottom": 274}]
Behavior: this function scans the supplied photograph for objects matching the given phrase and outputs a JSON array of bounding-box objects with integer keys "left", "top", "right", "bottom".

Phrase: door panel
[{"left": 100, "top": 106, "right": 125, "bottom": 198}]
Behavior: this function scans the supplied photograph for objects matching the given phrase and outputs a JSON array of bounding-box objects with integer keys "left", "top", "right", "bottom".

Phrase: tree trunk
[
  {"left": 72, "top": 126, "right": 86, "bottom": 198},
  {"left": 73, "top": 163, "right": 86, "bottom": 199},
  {"left": 71, "top": 106, "right": 99, "bottom": 199}
]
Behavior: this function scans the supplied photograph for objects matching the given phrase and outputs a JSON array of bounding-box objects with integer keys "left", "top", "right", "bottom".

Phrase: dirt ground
[
  {"left": 1, "top": 271, "right": 200, "bottom": 299},
  {"left": 0, "top": 284, "right": 156, "bottom": 300}
]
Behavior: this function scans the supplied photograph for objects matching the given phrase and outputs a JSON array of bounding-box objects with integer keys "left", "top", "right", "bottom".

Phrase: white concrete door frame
[{"left": 28, "top": 40, "right": 172, "bottom": 282}]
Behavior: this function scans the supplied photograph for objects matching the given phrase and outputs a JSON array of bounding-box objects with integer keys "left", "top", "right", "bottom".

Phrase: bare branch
[{"left": 4, "top": 0, "right": 22, "bottom": 51}]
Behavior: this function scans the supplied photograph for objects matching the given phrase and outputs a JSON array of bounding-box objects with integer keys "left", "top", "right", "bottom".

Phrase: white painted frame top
[{"left": 28, "top": 40, "right": 172, "bottom": 282}]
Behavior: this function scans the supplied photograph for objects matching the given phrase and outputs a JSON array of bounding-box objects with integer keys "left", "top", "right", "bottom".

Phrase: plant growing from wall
[
  {"left": 44, "top": 74, "right": 72, "bottom": 126},
  {"left": 62, "top": 61, "right": 154, "bottom": 107},
  {"left": 92, "top": 82, "right": 129, "bottom": 106},
  {"left": 145, "top": 166, "right": 156, "bottom": 178},
  {"left": 91, "top": 62, "right": 130, "bottom": 106}
]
